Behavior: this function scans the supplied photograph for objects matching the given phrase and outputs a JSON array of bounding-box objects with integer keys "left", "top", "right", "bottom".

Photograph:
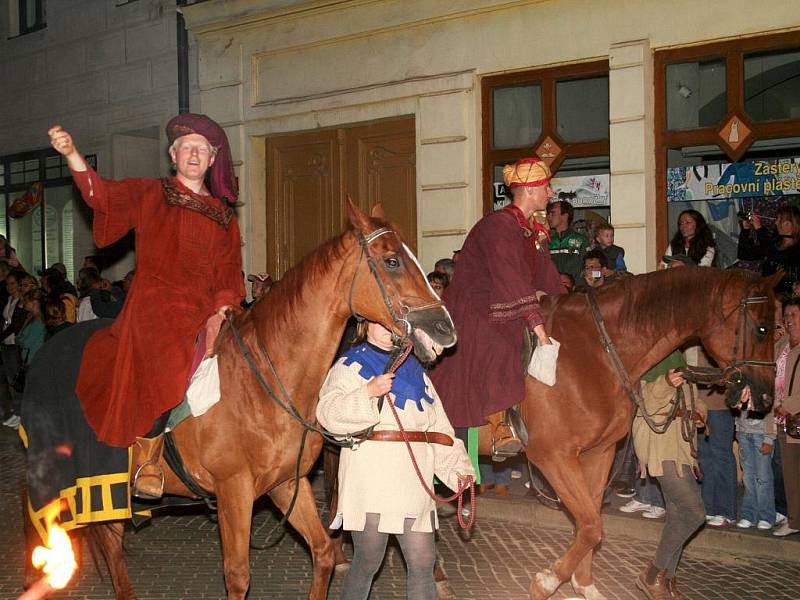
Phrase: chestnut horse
[
  {"left": 24, "top": 201, "right": 456, "bottom": 600},
  {"left": 469, "top": 267, "right": 778, "bottom": 600}
]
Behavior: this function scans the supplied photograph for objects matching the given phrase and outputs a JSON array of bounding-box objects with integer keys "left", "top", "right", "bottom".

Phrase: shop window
[
  {"left": 492, "top": 85, "right": 542, "bottom": 149},
  {"left": 744, "top": 47, "right": 800, "bottom": 122},
  {"left": 482, "top": 61, "right": 609, "bottom": 215},
  {"left": 556, "top": 76, "right": 609, "bottom": 142},
  {"left": 655, "top": 33, "right": 800, "bottom": 267},
  {"left": 665, "top": 59, "right": 726, "bottom": 130}
]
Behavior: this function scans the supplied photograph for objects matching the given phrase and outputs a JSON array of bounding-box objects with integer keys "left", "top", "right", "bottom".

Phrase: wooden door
[
  {"left": 265, "top": 117, "right": 416, "bottom": 277},
  {"left": 344, "top": 118, "right": 417, "bottom": 251},
  {"left": 265, "top": 129, "right": 342, "bottom": 276}
]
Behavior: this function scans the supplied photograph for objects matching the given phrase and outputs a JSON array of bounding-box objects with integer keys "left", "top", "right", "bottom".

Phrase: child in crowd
[
  {"left": 317, "top": 320, "right": 473, "bottom": 600},
  {"left": 427, "top": 271, "right": 449, "bottom": 297},
  {"left": 595, "top": 222, "right": 627, "bottom": 272},
  {"left": 735, "top": 398, "right": 777, "bottom": 530}
]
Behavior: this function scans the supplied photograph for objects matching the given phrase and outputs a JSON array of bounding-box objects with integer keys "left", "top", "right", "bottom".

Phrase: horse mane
[
  {"left": 615, "top": 267, "right": 758, "bottom": 335},
  {"left": 250, "top": 215, "right": 392, "bottom": 328}
]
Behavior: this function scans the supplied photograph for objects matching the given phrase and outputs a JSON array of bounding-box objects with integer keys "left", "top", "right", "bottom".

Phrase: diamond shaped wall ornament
[
  {"left": 535, "top": 135, "right": 563, "bottom": 169},
  {"left": 717, "top": 113, "right": 754, "bottom": 162}
]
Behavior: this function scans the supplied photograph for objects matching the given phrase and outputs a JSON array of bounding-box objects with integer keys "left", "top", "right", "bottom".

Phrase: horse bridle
[{"left": 348, "top": 227, "right": 444, "bottom": 346}]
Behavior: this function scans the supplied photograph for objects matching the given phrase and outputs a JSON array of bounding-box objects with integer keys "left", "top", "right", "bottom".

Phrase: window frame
[
  {"left": 481, "top": 59, "right": 609, "bottom": 215},
  {"left": 654, "top": 32, "right": 800, "bottom": 263},
  {"left": 14, "top": 0, "right": 46, "bottom": 36}
]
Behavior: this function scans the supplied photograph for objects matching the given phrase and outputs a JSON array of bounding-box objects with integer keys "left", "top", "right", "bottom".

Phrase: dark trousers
[
  {"left": 773, "top": 435, "right": 788, "bottom": 516},
  {"left": 697, "top": 409, "right": 737, "bottom": 519},
  {"left": 654, "top": 462, "right": 705, "bottom": 577},
  {"left": 0, "top": 345, "right": 22, "bottom": 416}
]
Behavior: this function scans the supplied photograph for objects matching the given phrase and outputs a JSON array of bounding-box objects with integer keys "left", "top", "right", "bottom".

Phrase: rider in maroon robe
[
  {"left": 48, "top": 114, "right": 245, "bottom": 498},
  {"left": 431, "top": 158, "right": 563, "bottom": 455}
]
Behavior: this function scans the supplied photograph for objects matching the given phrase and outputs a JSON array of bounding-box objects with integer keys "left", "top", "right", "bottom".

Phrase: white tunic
[{"left": 317, "top": 358, "right": 474, "bottom": 534}]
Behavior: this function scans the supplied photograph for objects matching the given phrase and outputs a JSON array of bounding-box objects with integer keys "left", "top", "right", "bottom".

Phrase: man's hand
[
  {"left": 532, "top": 323, "right": 551, "bottom": 345},
  {"left": 666, "top": 369, "right": 685, "bottom": 388},
  {"left": 48, "top": 125, "right": 87, "bottom": 171}
]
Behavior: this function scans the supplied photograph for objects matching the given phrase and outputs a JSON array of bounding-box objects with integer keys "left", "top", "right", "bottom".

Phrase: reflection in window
[
  {"left": 556, "top": 76, "right": 609, "bottom": 142},
  {"left": 493, "top": 85, "right": 542, "bottom": 149},
  {"left": 666, "top": 59, "right": 727, "bottom": 130},
  {"left": 745, "top": 48, "right": 800, "bottom": 122}
]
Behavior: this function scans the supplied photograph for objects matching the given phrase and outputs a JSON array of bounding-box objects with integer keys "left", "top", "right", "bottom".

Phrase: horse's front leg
[
  {"left": 269, "top": 476, "right": 334, "bottom": 600},
  {"left": 527, "top": 452, "right": 603, "bottom": 600},
  {"left": 216, "top": 474, "right": 256, "bottom": 600}
]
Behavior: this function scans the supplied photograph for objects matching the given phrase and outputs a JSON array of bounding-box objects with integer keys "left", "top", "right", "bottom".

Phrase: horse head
[
  {"left": 345, "top": 199, "right": 456, "bottom": 363},
  {"left": 699, "top": 271, "right": 783, "bottom": 412}
]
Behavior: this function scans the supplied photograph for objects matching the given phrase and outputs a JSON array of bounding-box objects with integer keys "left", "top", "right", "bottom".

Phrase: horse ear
[
  {"left": 370, "top": 203, "right": 387, "bottom": 220},
  {"left": 346, "top": 196, "right": 371, "bottom": 231},
  {"left": 762, "top": 271, "right": 784, "bottom": 293}
]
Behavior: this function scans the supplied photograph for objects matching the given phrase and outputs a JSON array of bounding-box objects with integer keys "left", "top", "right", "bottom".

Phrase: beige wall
[{"left": 184, "top": 0, "right": 800, "bottom": 274}]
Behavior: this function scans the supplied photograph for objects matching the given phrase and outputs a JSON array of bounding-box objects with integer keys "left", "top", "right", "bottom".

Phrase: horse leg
[
  {"left": 216, "top": 475, "right": 256, "bottom": 600},
  {"left": 86, "top": 522, "right": 137, "bottom": 600},
  {"left": 527, "top": 453, "right": 603, "bottom": 600},
  {"left": 269, "top": 476, "right": 334, "bottom": 600},
  {"left": 570, "top": 447, "right": 616, "bottom": 600}
]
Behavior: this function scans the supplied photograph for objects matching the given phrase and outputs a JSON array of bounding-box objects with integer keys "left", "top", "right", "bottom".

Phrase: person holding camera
[
  {"left": 574, "top": 249, "right": 610, "bottom": 291},
  {"left": 737, "top": 205, "right": 800, "bottom": 298}
]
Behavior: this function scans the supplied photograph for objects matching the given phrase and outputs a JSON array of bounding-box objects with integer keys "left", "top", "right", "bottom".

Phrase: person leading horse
[
  {"left": 431, "top": 157, "right": 563, "bottom": 456},
  {"left": 47, "top": 114, "right": 245, "bottom": 499}
]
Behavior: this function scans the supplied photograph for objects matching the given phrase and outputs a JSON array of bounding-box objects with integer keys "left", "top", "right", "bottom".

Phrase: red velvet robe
[
  {"left": 430, "top": 205, "right": 563, "bottom": 428},
  {"left": 71, "top": 166, "right": 245, "bottom": 447}
]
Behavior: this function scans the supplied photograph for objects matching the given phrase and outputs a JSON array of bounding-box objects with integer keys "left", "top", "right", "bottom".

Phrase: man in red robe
[
  {"left": 431, "top": 158, "right": 563, "bottom": 457},
  {"left": 48, "top": 114, "right": 245, "bottom": 498}
]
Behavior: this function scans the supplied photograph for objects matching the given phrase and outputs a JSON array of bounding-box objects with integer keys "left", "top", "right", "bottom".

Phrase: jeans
[
  {"left": 611, "top": 437, "right": 637, "bottom": 486},
  {"left": 698, "top": 409, "right": 737, "bottom": 519},
  {"left": 738, "top": 433, "right": 776, "bottom": 523},
  {"left": 654, "top": 462, "right": 706, "bottom": 577},
  {"left": 479, "top": 459, "right": 512, "bottom": 486},
  {"left": 636, "top": 473, "right": 664, "bottom": 508}
]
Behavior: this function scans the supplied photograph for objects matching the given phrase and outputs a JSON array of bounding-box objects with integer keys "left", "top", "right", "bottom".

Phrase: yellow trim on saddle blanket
[{"left": 26, "top": 447, "right": 152, "bottom": 543}]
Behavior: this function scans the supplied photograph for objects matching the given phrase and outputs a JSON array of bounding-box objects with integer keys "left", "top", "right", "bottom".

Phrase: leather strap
[
  {"left": 357, "top": 430, "right": 453, "bottom": 446},
  {"left": 787, "top": 351, "right": 800, "bottom": 398}
]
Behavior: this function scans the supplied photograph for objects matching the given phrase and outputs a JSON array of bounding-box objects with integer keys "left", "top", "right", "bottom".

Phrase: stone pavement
[{"left": 2, "top": 428, "right": 799, "bottom": 599}]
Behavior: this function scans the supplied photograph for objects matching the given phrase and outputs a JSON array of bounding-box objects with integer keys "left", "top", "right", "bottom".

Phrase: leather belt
[{"left": 358, "top": 431, "right": 454, "bottom": 446}]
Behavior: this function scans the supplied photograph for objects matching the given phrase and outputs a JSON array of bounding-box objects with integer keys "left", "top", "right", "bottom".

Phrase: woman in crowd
[
  {"left": 0, "top": 270, "right": 31, "bottom": 428},
  {"left": 664, "top": 209, "right": 716, "bottom": 266},
  {"left": 42, "top": 270, "right": 78, "bottom": 324},
  {"left": 16, "top": 288, "right": 47, "bottom": 378},
  {"left": 773, "top": 298, "right": 800, "bottom": 537},
  {"left": 44, "top": 296, "right": 73, "bottom": 339},
  {"left": 317, "top": 320, "right": 473, "bottom": 600},
  {"left": 738, "top": 205, "right": 800, "bottom": 298}
]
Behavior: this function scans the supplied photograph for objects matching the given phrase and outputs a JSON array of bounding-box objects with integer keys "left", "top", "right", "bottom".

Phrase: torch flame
[{"left": 31, "top": 505, "right": 76, "bottom": 590}]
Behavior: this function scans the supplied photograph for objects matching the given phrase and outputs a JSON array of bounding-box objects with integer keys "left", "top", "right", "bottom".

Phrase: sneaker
[
  {"left": 773, "top": 522, "right": 800, "bottom": 537},
  {"left": 706, "top": 515, "right": 732, "bottom": 527},
  {"left": 3, "top": 414, "right": 20, "bottom": 428},
  {"left": 736, "top": 519, "right": 753, "bottom": 529},
  {"left": 620, "top": 499, "right": 652, "bottom": 513},
  {"left": 776, "top": 512, "right": 788, "bottom": 525},
  {"left": 642, "top": 506, "right": 666, "bottom": 519},
  {"left": 757, "top": 520, "right": 773, "bottom": 530}
]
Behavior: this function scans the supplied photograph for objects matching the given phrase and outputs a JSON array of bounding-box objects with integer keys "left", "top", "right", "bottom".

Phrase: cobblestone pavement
[{"left": 2, "top": 429, "right": 799, "bottom": 599}]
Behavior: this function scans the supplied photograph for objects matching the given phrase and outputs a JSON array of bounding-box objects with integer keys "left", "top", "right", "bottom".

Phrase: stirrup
[
  {"left": 132, "top": 461, "right": 165, "bottom": 500},
  {"left": 491, "top": 422, "right": 523, "bottom": 462}
]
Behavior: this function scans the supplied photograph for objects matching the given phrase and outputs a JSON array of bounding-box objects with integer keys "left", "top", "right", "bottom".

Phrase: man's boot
[
  {"left": 636, "top": 561, "right": 669, "bottom": 600},
  {"left": 486, "top": 411, "right": 523, "bottom": 461},
  {"left": 132, "top": 433, "right": 166, "bottom": 500}
]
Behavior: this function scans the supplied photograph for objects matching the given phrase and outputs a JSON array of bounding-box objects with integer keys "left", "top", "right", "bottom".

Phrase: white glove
[{"left": 527, "top": 337, "right": 560, "bottom": 387}]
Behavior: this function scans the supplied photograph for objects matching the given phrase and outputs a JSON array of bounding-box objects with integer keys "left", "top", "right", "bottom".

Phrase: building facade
[
  {"left": 183, "top": 0, "right": 800, "bottom": 276},
  {"left": 0, "top": 0, "right": 199, "bottom": 281}
]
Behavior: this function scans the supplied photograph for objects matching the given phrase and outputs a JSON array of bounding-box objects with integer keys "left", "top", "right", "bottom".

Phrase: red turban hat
[{"left": 166, "top": 113, "right": 238, "bottom": 204}]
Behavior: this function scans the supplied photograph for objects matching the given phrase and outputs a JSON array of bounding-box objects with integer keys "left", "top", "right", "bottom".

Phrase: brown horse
[
  {"left": 24, "top": 200, "right": 456, "bottom": 600},
  {"left": 469, "top": 267, "right": 779, "bottom": 600}
]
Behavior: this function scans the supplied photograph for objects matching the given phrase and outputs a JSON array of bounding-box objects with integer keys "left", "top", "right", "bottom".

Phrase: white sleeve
[
  {"left": 699, "top": 246, "right": 715, "bottom": 267},
  {"left": 316, "top": 360, "right": 380, "bottom": 434}
]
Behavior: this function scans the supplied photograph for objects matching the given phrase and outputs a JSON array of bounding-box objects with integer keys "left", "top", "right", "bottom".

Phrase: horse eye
[{"left": 383, "top": 256, "right": 401, "bottom": 270}]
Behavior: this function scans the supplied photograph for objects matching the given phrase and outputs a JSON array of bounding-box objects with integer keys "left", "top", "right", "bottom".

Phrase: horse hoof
[
  {"left": 436, "top": 580, "right": 457, "bottom": 600},
  {"left": 529, "top": 569, "right": 560, "bottom": 599},
  {"left": 334, "top": 562, "right": 351, "bottom": 576},
  {"left": 571, "top": 574, "right": 607, "bottom": 600}
]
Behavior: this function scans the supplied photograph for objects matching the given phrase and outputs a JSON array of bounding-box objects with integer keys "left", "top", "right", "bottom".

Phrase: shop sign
[
  {"left": 667, "top": 157, "right": 800, "bottom": 202},
  {"left": 493, "top": 173, "right": 610, "bottom": 211}
]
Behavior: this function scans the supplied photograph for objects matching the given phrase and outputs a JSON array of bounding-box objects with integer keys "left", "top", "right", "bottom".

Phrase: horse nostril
[{"left": 434, "top": 321, "right": 451, "bottom": 336}]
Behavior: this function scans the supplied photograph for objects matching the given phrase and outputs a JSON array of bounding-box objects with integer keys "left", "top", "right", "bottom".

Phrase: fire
[{"left": 31, "top": 506, "right": 76, "bottom": 590}]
